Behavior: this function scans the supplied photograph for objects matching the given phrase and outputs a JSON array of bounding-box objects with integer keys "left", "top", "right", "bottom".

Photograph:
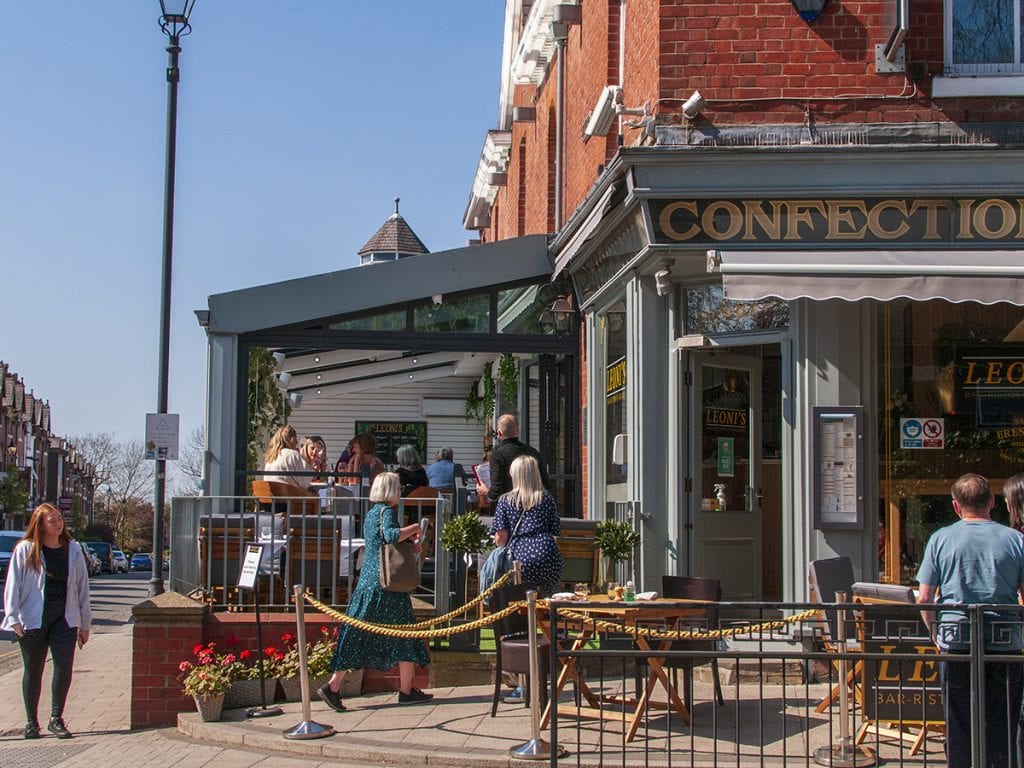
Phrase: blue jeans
[{"left": 941, "top": 656, "right": 1022, "bottom": 768}]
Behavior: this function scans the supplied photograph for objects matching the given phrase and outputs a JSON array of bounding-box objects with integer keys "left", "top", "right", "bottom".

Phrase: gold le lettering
[
  {"left": 877, "top": 645, "right": 900, "bottom": 681},
  {"left": 825, "top": 200, "right": 867, "bottom": 240},
  {"left": 956, "top": 199, "right": 975, "bottom": 239},
  {"left": 784, "top": 201, "right": 824, "bottom": 241},
  {"left": 658, "top": 202, "right": 700, "bottom": 241},
  {"left": 909, "top": 199, "right": 947, "bottom": 240},
  {"left": 909, "top": 645, "right": 939, "bottom": 683},
  {"left": 986, "top": 362, "right": 1005, "bottom": 384},
  {"left": 742, "top": 200, "right": 784, "bottom": 241},
  {"left": 1007, "top": 362, "right": 1024, "bottom": 385},
  {"left": 973, "top": 199, "right": 1016, "bottom": 240},
  {"left": 703, "top": 201, "right": 743, "bottom": 241},
  {"left": 964, "top": 362, "right": 981, "bottom": 385},
  {"left": 867, "top": 200, "right": 911, "bottom": 240}
]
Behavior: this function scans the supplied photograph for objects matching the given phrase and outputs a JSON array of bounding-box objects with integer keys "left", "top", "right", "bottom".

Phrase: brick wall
[{"left": 131, "top": 597, "right": 433, "bottom": 728}]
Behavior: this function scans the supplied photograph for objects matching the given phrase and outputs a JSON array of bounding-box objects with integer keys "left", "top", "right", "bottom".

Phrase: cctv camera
[
  {"left": 681, "top": 90, "right": 707, "bottom": 120},
  {"left": 432, "top": 294, "right": 443, "bottom": 307}
]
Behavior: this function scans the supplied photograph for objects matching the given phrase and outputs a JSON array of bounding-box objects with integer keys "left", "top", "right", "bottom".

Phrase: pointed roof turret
[{"left": 357, "top": 197, "right": 430, "bottom": 265}]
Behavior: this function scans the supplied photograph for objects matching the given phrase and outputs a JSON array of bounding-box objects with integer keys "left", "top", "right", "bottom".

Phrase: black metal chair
[
  {"left": 660, "top": 575, "right": 726, "bottom": 710},
  {"left": 488, "top": 582, "right": 551, "bottom": 717},
  {"left": 808, "top": 556, "right": 860, "bottom": 713}
]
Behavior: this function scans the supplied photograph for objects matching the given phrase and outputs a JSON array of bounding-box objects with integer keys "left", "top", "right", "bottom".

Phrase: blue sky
[{"left": 1, "top": 2, "right": 504, "bottom": 446}]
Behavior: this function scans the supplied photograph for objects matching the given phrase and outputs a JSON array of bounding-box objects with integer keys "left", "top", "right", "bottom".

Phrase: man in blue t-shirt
[{"left": 917, "top": 473, "right": 1024, "bottom": 768}]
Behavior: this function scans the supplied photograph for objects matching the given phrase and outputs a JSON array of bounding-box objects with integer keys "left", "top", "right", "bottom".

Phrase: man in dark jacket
[{"left": 478, "top": 413, "right": 549, "bottom": 505}]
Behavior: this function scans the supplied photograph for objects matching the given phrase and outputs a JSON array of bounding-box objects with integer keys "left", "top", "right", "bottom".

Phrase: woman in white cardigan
[{"left": 2, "top": 503, "right": 91, "bottom": 740}]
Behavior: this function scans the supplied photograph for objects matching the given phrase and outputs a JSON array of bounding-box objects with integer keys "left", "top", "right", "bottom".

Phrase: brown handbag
[{"left": 379, "top": 509, "right": 421, "bottom": 593}]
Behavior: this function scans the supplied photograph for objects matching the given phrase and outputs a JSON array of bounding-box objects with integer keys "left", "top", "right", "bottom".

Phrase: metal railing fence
[
  {"left": 543, "top": 599, "right": 1024, "bottom": 768},
  {"left": 169, "top": 491, "right": 459, "bottom": 612}
]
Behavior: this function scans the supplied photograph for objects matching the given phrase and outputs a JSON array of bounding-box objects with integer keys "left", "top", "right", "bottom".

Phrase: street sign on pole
[{"left": 145, "top": 413, "right": 180, "bottom": 460}]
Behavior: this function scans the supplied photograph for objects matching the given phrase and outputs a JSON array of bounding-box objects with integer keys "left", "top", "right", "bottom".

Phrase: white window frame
[{"left": 935, "top": 0, "right": 1024, "bottom": 96}]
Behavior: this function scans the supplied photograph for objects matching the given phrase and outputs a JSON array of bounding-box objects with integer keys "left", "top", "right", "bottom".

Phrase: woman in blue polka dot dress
[{"left": 490, "top": 455, "right": 563, "bottom": 596}]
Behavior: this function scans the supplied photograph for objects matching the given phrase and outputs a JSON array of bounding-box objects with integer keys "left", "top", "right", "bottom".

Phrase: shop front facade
[{"left": 552, "top": 141, "right": 1024, "bottom": 600}]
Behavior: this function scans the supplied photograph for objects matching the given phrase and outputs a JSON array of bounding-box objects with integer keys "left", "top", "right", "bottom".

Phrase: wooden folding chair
[{"left": 809, "top": 556, "right": 863, "bottom": 713}]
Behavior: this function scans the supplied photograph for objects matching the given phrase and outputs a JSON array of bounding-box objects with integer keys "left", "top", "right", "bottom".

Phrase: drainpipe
[
  {"left": 553, "top": 26, "right": 568, "bottom": 229},
  {"left": 551, "top": 5, "right": 581, "bottom": 230}
]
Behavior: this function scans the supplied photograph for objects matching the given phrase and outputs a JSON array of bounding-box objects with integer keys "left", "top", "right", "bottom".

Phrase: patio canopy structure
[{"left": 198, "top": 234, "right": 579, "bottom": 508}]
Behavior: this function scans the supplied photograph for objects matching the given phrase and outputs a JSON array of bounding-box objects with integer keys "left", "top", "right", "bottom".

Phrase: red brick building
[{"left": 464, "top": 1, "right": 1024, "bottom": 598}]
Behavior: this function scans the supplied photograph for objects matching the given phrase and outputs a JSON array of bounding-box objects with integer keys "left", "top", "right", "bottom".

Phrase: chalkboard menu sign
[
  {"left": 860, "top": 606, "right": 943, "bottom": 725},
  {"left": 355, "top": 421, "right": 428, "bottom": 465}
]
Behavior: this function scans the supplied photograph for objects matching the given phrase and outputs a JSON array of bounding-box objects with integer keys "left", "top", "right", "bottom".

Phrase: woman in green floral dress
[{"left": 318, "top": 472, "right": 432, "bottom": 711}]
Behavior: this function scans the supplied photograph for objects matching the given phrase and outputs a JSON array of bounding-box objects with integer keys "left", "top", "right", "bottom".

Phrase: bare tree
[
  {"left": 73, "top": 433, "right": 155, "bottom": 549},
  {"left": 174, "top": 426, "right": 205, "bottom": 496}
]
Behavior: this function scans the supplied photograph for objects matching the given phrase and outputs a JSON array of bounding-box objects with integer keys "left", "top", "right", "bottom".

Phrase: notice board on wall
[
  {"left": 355, "top": 421, "right": 428, "bottom": 465},
  {"left": 811, "top": 406, "right": 864, "bottom": 530}
]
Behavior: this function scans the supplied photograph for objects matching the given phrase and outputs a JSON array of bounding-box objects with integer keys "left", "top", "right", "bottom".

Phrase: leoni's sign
[{"left": 651, "top": 197, "right": 1024, "bottom": 245}]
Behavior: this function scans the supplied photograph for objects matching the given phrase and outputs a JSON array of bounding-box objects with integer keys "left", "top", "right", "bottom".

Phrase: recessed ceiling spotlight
[{"left": 313, "top": 356, "right": 320, "bottom": 363}]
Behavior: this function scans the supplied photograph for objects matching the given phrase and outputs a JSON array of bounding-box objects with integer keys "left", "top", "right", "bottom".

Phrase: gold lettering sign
[
  {"left": 651, "top": 197, "right": 1024, "bottom": 245},
  {"left": 961, "top": 357, "right": 1024, "bottom": 388},
  {"left": 606, "top": 357, "right": 627, "bottom": 398},
  {"left": 704, "top": 407, "right": 747, "bottom": 430}
]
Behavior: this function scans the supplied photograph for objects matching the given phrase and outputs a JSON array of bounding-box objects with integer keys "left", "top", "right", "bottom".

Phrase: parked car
[
  {"left": 112, "top": 550, "right": 129, "bottom": 573},
  {"left": 83, "top": 541, "right": 114, "bottom": 573},
  {"left": 84, "top": 548, "right": 102, "bottom": 576},
  {"left": 130, "top": 552, "right": 153, "bottom": 571},
  {"left": 0, "top": 530, "right": 26, "bottom": 581}
]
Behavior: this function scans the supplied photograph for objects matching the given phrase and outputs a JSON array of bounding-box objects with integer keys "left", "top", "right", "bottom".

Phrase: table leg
[{"left": 624, "top": 637, "right": 691, "bottom": 742}]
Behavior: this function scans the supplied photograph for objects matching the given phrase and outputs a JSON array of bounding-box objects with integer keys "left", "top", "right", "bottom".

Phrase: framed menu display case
[{"left": 811, "top": 406, "right": 865, "bottom": 530}]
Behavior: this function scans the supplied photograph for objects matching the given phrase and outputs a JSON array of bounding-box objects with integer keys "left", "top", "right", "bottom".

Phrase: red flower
[
  {"left": 280, "top": 632, "right": 294, "bottom": 645},
  {"left": 263, "top": 646, "right": 277, "bottom": 657},
  {"left": 179, "top": 661, "right": 191, "bottom": 672},
  {"left": 239, "top": 649, "right": 251, "bottom": 660},
  {"left": 226, "top": 633, "right": 240, "bottom": 647},
  {"left": 192, "top": 644, "right": 205, "bottom": 655}
]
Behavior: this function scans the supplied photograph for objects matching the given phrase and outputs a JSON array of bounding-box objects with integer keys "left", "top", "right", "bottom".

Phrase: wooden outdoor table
[{"left": 537, "top": 595, "right": 711, "bottom": 742}]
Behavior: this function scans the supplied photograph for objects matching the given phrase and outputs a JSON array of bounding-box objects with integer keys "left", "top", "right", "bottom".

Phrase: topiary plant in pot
[
  {"left": 593, "top": 519, "right": 640, "bottom": 586},
  {"left": 440, "top": 510, "right": 492, "bottom": 651}
]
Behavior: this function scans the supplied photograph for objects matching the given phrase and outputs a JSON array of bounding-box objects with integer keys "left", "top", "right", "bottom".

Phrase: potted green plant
[
  {"left": 440, "top": 510, "right": 492, "bottom": 651},
  {"left": 179, "top": 642, "right": 233, "bottom": 722},
  {"left": 593, "top": 519, "right": 640, "bottom": 586}
]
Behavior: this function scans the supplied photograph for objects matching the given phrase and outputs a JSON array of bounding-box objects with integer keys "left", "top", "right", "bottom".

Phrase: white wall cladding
[{"left": 287, "top": 376, "right": 488, "bottom": 470}]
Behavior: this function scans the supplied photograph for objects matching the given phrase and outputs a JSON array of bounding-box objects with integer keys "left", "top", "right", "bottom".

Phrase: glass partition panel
[
  {"left": 413, "top": 293, "right": 489, "bottom": 333},
  {"left": 329, "top": 310, "right": 406, "bottom": 332},
  {"left": 498, "top": 285, "right": 551, "bottom": 334}
]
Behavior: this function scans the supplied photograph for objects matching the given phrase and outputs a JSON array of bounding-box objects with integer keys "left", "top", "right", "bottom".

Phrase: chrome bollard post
[
  {"left": 510, "top": 590, "right": 566, "bottom": 761},
  {"left": 813, "top": 591, "right": 875, "bottom": 767},
  {"left": 283, "top": 585, "right": 336, "bottom": 740}
]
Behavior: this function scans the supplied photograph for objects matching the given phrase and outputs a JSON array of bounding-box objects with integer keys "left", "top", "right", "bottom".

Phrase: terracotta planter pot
[
  {"left": 280, "top": 670, "right": 363, "bottom": 702},
  {"left": 194, "top": 693, "right": 225, "bottom": 722},
  {"left": 223, "top": 678, "right": 278, "bottom": 710}
]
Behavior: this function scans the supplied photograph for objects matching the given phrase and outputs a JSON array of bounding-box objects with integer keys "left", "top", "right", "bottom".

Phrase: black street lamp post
[{"left": 151, "top": 0, "right": 196, "bottom": 596}]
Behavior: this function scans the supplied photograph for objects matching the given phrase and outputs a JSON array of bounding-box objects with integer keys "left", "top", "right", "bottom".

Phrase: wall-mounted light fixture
[
  {"left": 551, "top": 295, "right": 574, "bottom": 334},
  {"left": 288, "top": 392, "right": 302, "bottom": 408},
  {"left": 272, "top": 351, "right": 286, "bottom": 369},
  {"left": 681, "top": 90, "right": 707, "bottom": 120},
  {"left": 791, "top": 0, "right": 828, "bottom": 22},
  {"left": 276, "top": 372, "right": 292, "bottom": 389}
]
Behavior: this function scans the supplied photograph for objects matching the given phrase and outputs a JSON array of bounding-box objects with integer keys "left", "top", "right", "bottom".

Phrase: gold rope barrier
[
  {"left": 303, "top": 591, "right": 820, "bottom": 642},
  {"left": 304, "top": 593, "right": 525, "bottom": 639}
]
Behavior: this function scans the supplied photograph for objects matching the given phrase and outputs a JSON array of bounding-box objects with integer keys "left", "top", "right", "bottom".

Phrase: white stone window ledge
[{"left": 932, "top": 75, "right": 1024, "bottom": 98}]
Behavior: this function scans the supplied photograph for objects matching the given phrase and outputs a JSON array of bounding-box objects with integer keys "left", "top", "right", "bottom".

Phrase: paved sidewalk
[{"left": 0, "top": 622, "right": 944, "bottom": 768}]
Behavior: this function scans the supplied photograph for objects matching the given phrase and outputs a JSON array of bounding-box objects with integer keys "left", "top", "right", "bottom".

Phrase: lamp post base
[
  {"left": 813, "top": 741, "right": 876, "bottom": 767},
  {"left": 282, "top": 720, "right": 335, "bottom": 739},
  {"left": 510, "top": 738, "right": 567, "bottom": 761}
]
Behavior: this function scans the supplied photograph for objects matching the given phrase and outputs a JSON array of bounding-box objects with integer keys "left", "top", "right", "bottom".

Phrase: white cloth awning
[{"left": 708, "top": 249, "right": 1024, "bottom": 306}]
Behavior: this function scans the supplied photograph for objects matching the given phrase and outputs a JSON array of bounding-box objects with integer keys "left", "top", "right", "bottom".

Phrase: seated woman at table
[
  {"left": 262, "top": 425, "right": 316, "bottom": 491},
  {"left": 340, "top": 432, "right": 386, "bottom": 485},
  {"left": 490, "top": 455, "right": 562, "bottom": 597},
  {"left": 395, "top": 445, "right": 429, "bottom": 497},
  {"left": 301, "top": 435, "right": 328, "bottom": 484}
]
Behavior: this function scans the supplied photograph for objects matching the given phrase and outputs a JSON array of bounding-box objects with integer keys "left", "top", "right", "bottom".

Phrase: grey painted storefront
[{"left": 554, "top": 141, "right": 1024, "bottom": 600}]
